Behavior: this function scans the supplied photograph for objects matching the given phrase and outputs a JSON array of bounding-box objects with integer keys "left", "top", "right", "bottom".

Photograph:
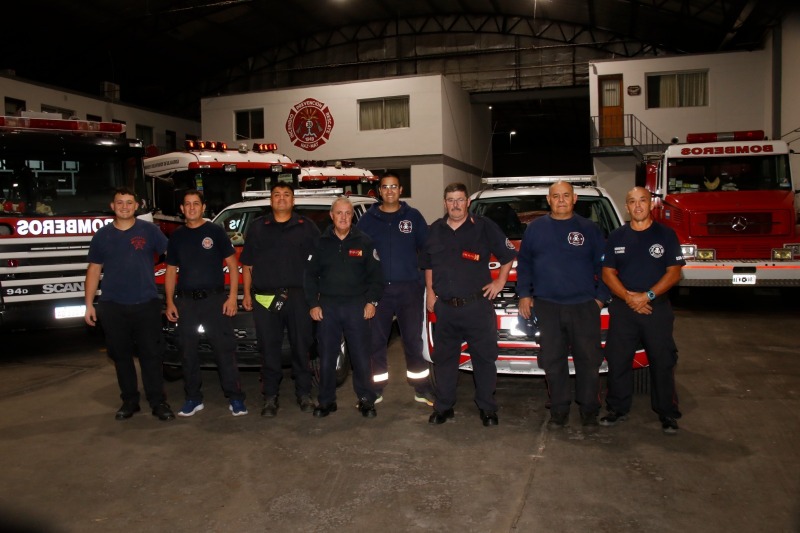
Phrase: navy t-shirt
[
  {"left": 603, "top": 221, "right": 685, "bottom": 292},
  {"left": 166, "top": 221, "right": 235, "bottom": 291},
  {"left": 516, "top": 214, "right": 609, "bottom": 304},
  {"left": 87, "top": 218, "right": 168, "bottom": 304}
]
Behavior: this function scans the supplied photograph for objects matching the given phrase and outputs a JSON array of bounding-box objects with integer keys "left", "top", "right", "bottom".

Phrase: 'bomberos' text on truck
[{"left": 0, "top": 112, "right": 148, "bottom": 329}]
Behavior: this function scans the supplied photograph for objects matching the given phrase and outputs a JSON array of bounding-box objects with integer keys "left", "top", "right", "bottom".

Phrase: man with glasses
[
  {"left": 357, "top": 173, "right": 435, "bottom": 407},
  {"left": 419, "top": 183, "right": 516, "bottom": 427}
]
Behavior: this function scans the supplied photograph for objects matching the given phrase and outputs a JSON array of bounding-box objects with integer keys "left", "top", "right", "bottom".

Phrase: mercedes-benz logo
[{"left": 730, "top": 216, "right": 748, "bottom": 232}]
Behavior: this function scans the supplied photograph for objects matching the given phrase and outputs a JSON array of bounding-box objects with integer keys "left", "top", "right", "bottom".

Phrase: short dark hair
[
  {"left": 113, "top": 187, "right": 138, "bottom": 202},
  {"left": 182, "top": 189, "right": 205, "bottom": 204},
  {"left": 443, "top": 182, "right": 468, "bottom": 198},
  {"left": 271, "top": 183, "right": 295, "bottom": 194},
  {"left": 380, "top": 173, "right": 400, "bottom": 185}
]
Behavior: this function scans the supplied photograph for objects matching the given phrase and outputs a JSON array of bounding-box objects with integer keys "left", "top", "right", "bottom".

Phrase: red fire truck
[
  {"left": 296, "top": 159, "right": 379, "bottom": 197},
  {"left": 0, "top": 112, "right": 148, "bottom": 329},
  {"left": 637, "top": 130, "right": 800, "bottom": 287},
  {"left": 144, "top": 140, "right": 300, "bottom": 235}
]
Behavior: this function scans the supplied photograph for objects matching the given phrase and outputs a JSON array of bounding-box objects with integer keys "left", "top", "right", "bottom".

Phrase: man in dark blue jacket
[
  {"left": 357, "top": 173, "right": 434, "bottom": 406},
  {"left": 305, "top": 197, "right": 384, "bottom": 418},
  {"left": 516, "top": 181, "right": 610, "bottom": 428}
]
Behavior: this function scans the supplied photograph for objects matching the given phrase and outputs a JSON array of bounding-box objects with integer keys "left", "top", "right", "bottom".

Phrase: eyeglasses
[
  {"left": 445, "top": 198, "right": 467, "bottom": 205},
  {"left": 380, "top": 184, "right": 399, "bottom": 190}
]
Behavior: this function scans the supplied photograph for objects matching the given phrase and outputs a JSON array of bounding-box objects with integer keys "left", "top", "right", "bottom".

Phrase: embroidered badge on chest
[
  {"left": 399, "top": 220, "right": 412, "bottom": 233},
  {"left": 349, "top": 249, "right": 363, "bottom": 257},
  {"left": 131, "top": 236, "right": 146, "bottom": 250},
  {"left": 462, "top": 250, "right": 480, "bottom": 261},
  {"left": 649, "top": 244, "right": 665, "bottom": 258},
  {"left": 568, "top": 232, "right": 585, "bottom": 246},
  {"left": 202, "top": 237, "right": 214, "bottom": 250}
]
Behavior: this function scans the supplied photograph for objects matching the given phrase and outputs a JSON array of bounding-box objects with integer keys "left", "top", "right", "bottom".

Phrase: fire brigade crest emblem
[
  {"left": 649, "top": 243, "right": 665, "bottom": 258},
  {"left": 567, "top": 232, "right": 584, "bottom": 246},
  {"left": 286, "top": 98, "right": 335, "bottom": 152},
  {"left": 202, "top": 237, "right": 214, "bottom": 250},
  {"left": 398, "top": 220, "right": 412, "bottom": 233},
  {"left": 130, "top": 236, "right": 146, "bottom": 250}
]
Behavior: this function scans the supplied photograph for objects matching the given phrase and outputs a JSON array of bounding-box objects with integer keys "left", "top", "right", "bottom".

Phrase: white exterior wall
[
  {"left": 0, "top": 76, "right": 200, "bottom": 148},
  {"left": 588, "top": 36, "right": 800, "bottom": 210},
  {"left": 589, "top": 50, "right": 771, "bottom": 143},
  {"left": 201, "top": 74, "right": 491, "bottom": 222}
]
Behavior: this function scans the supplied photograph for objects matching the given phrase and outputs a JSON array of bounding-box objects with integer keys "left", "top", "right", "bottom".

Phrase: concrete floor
[{"left": 0, "top": 288, "right": 798, "bottom": 533}]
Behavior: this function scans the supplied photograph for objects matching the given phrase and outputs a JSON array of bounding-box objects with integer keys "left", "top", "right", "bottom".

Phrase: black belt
[
  {"left": 439, "top": 291, "right": 484, "bottom": 307},
  {"left": 176, "top": 288, "right": 225, "bottom": 300}
]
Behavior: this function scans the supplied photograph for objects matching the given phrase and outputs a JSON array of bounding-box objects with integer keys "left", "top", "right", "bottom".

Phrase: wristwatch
[
  {"left": 646, "top": 290, "right": 656, "bottom": 301},
  {"left": 369, "top": 301, "right": 379, "bottom": 307}
]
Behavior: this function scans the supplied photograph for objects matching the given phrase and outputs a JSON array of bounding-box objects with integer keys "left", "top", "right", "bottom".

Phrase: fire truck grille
[{"left": 703, "top": 212, "right": 774, "bottom": 236}]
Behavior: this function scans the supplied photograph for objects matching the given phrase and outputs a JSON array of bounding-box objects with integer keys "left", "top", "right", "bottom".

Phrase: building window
[
  {"left": 235, "top": 109, "right": 264, "bottom": 140},
  {"left": 165, "top": 130, "right": 177, "bottom": 152},
  {"left": 135, "top": 125, "right": 154, "bottom": 147},
  {"left": 646, "top": 71, "right": 708, "bottom": 108},
  {"left": 359, "top": 96, "right": 410, "bottom": 131},
  {"left": 41, "top": 104, "right": 75, "bottom": 118},
  {"left": 5, "top": 97, "right": 25, "bottom": 115},
  {"left": 87, "top": 114, "right": 102, "bottom": 122}
]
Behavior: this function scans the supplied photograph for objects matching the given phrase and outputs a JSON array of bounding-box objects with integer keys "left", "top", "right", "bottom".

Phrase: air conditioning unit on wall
[{"left": 103, "top": 81, "right": 120, "bottom": 101}]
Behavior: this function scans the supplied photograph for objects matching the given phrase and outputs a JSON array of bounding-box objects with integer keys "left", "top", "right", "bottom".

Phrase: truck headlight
[
  {"left": 696, "top": 249, "right": 716, "bottom": 260},
  {"left": 681, "top": 244, "right": 697, "bottom": 259},
  {"left": 771, "top": 248, "right": 792, "bottom": 261}
]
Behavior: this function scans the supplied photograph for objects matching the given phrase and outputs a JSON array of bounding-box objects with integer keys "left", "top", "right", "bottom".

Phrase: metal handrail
[{"left": 590, "top": 114, "right": 668, "bottom": 157}]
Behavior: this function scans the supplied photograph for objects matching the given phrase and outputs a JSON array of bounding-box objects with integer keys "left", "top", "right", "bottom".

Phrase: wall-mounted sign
[
  {"left": 627, "top": 85, "right": 642, "bottom": 96},
  {"left": 286, "top": 98, "right": 334, "bottom": 151}
]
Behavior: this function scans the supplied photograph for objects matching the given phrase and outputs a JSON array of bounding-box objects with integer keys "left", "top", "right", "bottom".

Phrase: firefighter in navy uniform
[
  {"left": 601, "top": 186, "right": 685, "bottom": 435},
  {"left": 240, "top": 183, "right": 321, "bottom": 417},
  {"left": 304, "top": 196, "right": 384, "bottom": 418},
  {"left": 515, "top": 180, "right": 610, "bottom": 429},
  {"left": 420, "top": 183, "right": 515, "bottom": 427},
  {"left": 165, "top": 189, "right": 247, "bottom": 417},
  {"left": 357, "top": 173, "right": 435, "bottom": 406}
]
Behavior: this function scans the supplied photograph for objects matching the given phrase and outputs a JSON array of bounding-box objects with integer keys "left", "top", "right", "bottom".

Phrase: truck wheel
[
  {"left": 633, "top": 366, "right": 650, "bottom": 394},
  {"left": 309, "top": 337, "right": 350, "bottom": 389}
]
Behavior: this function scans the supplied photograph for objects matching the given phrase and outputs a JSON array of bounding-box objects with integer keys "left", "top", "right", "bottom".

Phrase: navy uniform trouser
[
  {"left": 176, "top": 292, "right": 244, "bottom": 402},
  {"left": 252, "top": 287, "right": 313, "bottom": 399},
  {"left": 604, "top": 298, "right": 681, "bottom": 419},
  {"left": 369, "top": 281, "right": 432, "bottom": 395},
  {"left": 316, "top": 301, "right": 377, "bottom": 406},
  {"left": 97, "top": 299, "right": 166, "bottom": 408},
  {"left": 535, "top": 298, "right": 603, "bottom": 415},
  {"left": 431, "top": 297, "right": 498, "bottom": 413}
]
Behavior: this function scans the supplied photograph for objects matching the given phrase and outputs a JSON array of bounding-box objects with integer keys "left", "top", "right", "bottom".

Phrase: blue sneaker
[
  {"left": 229, "top": 399, "right": 248, "bottom": 416},
  {"left": 177, "top": 399, "right": 204, "bottom": 417}
]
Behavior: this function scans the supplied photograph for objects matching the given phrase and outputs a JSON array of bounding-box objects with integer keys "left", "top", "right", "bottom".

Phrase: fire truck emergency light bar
[
  {"left": 0, "top": 115, "right": 126, "bottom": 134},
  {"left": 482, "top": 175, "right": 597, "bottom": 186},
  {"left": 184, "top": 140, "right": 228, "bottom": 151},
  {"left": 685, "top": 130, "right": 766, "bottom": 143},
  {"left": 242, "top": 188, "right": 345, "bottom": 200},
  {"left": 297, "top": 159, "right": 357, "bottom": 168}
]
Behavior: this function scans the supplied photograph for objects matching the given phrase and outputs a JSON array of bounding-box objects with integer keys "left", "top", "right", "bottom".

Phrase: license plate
[
  {"left": 55, "top": 305, "right": 86, "bottom": 319},
  {"left": 499, "top": 315, "right": 527, "bottom": 336},
  {"left": 732, "top": 274, "right": 756, "bottom": 285}
]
